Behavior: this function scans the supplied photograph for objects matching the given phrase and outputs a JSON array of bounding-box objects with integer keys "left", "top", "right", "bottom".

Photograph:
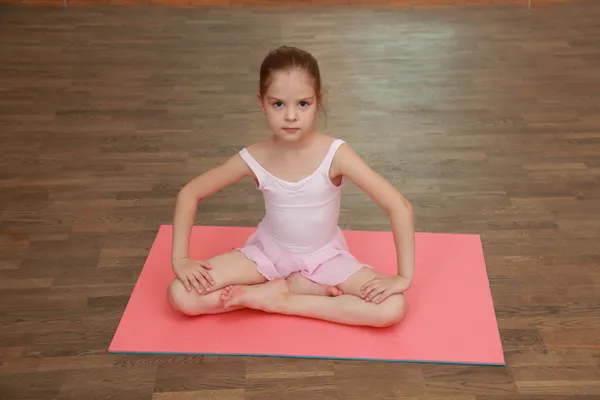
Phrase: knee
[
  {"left": 167, "top": 278, "right": 198, "bottom": 316},
  {"left": 374, "top": 294, "right": 407, "bottom": 327}
]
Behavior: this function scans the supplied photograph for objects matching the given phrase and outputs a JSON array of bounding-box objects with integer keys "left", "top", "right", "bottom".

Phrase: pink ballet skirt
[{"left": 238, "top": 225, "right": 369, "bottom": 287}]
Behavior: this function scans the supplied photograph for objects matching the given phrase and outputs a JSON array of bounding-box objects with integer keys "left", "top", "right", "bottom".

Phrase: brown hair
[{"left": 259, "top": 45, "right": 324, "bottom": 111}]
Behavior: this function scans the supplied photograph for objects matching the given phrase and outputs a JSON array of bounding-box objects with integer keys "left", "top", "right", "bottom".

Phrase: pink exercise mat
[{"left": 108, "top": 225, "right": 504, "bottom": 366}]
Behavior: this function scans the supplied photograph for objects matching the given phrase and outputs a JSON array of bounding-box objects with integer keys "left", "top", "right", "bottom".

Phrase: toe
[
  {"left": 220, "top": 287, "right": 231, "bottom": 299},
  {"left": 326, "top": 286, "right": 343, "bottom": 296}
]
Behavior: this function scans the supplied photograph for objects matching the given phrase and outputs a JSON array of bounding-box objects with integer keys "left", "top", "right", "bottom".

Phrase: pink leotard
[{"left": 237, "top": 138, "right": 370, "bottom": 286}]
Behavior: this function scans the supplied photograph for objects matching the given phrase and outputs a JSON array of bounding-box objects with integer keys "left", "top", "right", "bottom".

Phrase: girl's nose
[{"left": 285, "top": 108, "right": 298, "bottom": 121}]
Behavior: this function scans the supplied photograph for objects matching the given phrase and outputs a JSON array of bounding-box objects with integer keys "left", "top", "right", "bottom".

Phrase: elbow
[
  {"left": 176, "top": 185, "right": 189, "bottom": 202},
  {"left": 401, "top": 196, "right": 413, "bottom": 215},
  {"left": 176, "top": 184, "right": 200, "bottom": 205},
  {"left": 388, "top": 196, "right": 413, "bottom": 219}
]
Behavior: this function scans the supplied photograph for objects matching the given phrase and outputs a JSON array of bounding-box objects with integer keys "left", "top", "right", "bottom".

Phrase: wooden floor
[{"left": 1, "top": 0, "right": 600, "bottom": 398}]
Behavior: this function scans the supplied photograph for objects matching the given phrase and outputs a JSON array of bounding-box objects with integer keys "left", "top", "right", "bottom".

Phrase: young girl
[{"left": 168, "top": 45, "right": 414, "bottom": 328}]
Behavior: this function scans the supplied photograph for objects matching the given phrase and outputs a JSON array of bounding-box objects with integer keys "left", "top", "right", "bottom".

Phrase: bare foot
[
  {"left": 286, "top": 272, "right": 343, "bottom": 297},
  {"left": 220, "top": 279, "right": 290, "bottom": 312}
]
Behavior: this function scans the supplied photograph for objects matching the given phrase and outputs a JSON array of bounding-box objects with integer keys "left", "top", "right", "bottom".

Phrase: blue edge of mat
[{"left": 107, "top": 349, "right": 505, "bottom": 366}]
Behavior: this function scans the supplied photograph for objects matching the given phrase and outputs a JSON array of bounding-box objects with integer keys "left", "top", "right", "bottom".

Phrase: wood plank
[{"left": 0, "top": 0, "right": 599, "bottom": 398}]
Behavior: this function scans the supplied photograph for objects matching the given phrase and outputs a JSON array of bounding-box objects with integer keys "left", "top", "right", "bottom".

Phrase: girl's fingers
[
  {"left": 363, "top": 285, "right": 382, "bottom": 301},
  {"left": 197, "top": 260, "right": 212, "bottom": 270},
  {"left": 360, "top": 278, "right": 378, "bottom": 291},
  {"left": 374, "top": 290, "right": 391, "bottom": 303},
  {"left": 187, "top": 276, "right": 203, "bottom": 293},
  {"left": 360, "top": 283, "right": 377, "bottom": 297},
  {"left": 201, "top": 269, "right": 215, "bottom": 286},
  {"left": 193, "top": 271, "right": 211, "bottom": 292},
  {"left": 368, "top": 288, "right": 385, "bottom": 302},
  {"left": 196, "top": 261, "right": 215, "bottom": 285},
  {"left": 181, "top": 277, "right": 192, "bottom": 292},
  {"left": 198, "top": 268, "right": 214, "bottom": 286},
  {"left": 360, "top": 279, "right": 380, "bottom": 294}
]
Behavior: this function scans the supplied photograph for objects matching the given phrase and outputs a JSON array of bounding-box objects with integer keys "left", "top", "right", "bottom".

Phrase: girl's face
[{"left": 258, "top": 68, "right": 319, "bottom": 143}]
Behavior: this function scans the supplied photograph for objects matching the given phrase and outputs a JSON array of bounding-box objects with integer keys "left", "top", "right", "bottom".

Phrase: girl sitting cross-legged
[{"left": 167, "top": 45, "right": 414, "bottom": 328}]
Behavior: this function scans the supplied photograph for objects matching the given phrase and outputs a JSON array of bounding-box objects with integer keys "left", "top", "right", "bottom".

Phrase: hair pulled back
[{"left": 259, "top": 45, "right": 324, "bottom": 108}]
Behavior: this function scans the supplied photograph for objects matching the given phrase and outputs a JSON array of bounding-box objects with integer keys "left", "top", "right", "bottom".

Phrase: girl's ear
[{"left": 256, "top": 92, "right": 266, "bottom": 114}]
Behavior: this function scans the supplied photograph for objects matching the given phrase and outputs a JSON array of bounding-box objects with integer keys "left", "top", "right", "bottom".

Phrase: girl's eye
[
  {"left": 273, "top": 101, "right": 283, "bottom": 108},
  {"left": 299, "top": 101, "right": 310, "bottom": 107}
]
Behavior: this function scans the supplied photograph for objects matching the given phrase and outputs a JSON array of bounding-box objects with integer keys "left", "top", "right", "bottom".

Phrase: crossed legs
[
  {"left": 167, "top": 250, "right": 407, "bottom": 327},
  {"left": 167, "top": 250, "right": 342, "bottom": 315}
]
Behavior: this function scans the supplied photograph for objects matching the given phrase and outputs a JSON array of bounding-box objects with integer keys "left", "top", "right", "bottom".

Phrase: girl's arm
[
  {"left": 172, "top": 154, "right": 253, "bottom": 262},
  {"left": 332, "top": 143, "right": 415, "bottom": 284}
]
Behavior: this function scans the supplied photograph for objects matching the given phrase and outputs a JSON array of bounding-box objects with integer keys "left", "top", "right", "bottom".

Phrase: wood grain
[
  {"left": 0, "top": 0, "right": 586, "bottom": 7},
  {"left": 1, "top": 0, "right": 600, "bottom": 398}
]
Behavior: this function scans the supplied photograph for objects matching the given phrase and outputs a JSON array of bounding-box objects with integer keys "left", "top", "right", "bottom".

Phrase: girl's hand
[
  {"left": 172, "top": 257, "right": 215, "bottom": 294},
  {"left": 360, "top": 275, "right": 411, "bottom": 303}
]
